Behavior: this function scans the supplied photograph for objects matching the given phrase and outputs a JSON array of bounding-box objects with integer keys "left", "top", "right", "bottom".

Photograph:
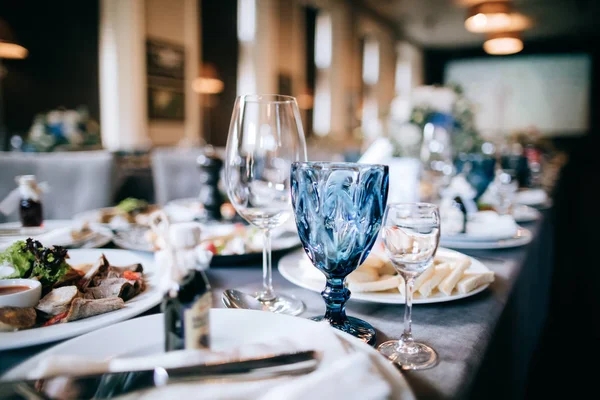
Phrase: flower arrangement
[
  {"left": 389, "top": 83, "right": 484, "bottom": 157},
  {"left": 19, "top": 106, "right": 101, "bottom": 152}
]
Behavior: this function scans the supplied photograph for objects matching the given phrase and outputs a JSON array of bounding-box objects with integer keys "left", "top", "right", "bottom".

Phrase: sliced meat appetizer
[
  {"left": 63, "top": 298, "right": 125, "bottom": 322},
  {"left": 0, "top": 307, "right": 37, "bottom": 331},
  {"left": 36, "top": 286, "right": 81, "bottom": 316},
  {"left": 79, "top": 255, "right": 109, "bottom": 290}
]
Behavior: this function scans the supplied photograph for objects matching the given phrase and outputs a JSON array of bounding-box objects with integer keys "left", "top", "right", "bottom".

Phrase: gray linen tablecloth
[{"left": 0, "top": 216, "right": 551, "bottom": 399}]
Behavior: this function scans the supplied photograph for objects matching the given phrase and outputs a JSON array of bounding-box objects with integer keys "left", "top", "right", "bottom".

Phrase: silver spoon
[{"left": 222, "top": 289, "right": 265, "bottom": 311}]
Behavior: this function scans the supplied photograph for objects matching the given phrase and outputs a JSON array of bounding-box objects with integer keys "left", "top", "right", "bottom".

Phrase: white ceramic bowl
[{"left": 0, "top": 279, "right": 42, "bottom": 308}]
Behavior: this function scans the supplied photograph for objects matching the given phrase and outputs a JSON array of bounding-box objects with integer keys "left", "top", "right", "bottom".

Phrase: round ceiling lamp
[
  {"left": 465, "top": 1, "right": 531, "bottom": 33},
  {"left": 483, "top": 31, "right": 524, "bottom": 55},
  {"left": 0, "top": 18, "right": 28, "bottom": 59}
]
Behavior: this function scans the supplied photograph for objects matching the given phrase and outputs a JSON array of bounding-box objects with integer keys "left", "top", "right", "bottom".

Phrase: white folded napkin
[
  {"left": 465, "top": 211, "right": 518, "bottom": 239},
  {"left": 28, "top": 321, "right": 392, "bottom": 400},
  {"left": 514, "top": 189, "right": 547, "bottom": 206}
]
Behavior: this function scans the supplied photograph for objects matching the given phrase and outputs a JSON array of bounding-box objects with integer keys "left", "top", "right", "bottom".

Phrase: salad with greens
[{"left": 0, "top": 239, "right": 70, "bottom": 289}]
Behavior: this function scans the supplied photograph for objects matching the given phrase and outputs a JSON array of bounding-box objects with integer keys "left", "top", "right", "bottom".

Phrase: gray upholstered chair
[
  {"left": 151, "top": 146, "right": 225, "bottom": 205},
  {"left": 0, "top": 151, "right": 115, "bottom": 222}
]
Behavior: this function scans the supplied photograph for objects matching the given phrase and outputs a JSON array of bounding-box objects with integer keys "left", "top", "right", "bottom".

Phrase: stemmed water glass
[
  {"left": 378, "top": 203, "right": 441, "bottom": 370},
  {"left": 223, "top": 94, "right": 307, "bottom": 316},
  {"left": 291, "top": 162, "right": 389, "bottom": 345}
]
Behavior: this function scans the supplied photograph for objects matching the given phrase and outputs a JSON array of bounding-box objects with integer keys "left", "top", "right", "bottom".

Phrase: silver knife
[{"left": 0, "top": 350, "right": 321, "bottom": 399}]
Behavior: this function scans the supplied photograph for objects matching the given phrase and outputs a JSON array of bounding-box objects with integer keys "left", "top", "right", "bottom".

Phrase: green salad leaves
[
  {"left": 0, "top": 239, "right": 70, "bottom": 289},
  {"left": 116, "top": 198, "right": 148, "bottom": 214}
]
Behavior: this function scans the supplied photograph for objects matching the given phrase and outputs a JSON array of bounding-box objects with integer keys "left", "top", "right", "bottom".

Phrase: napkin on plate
[
  {"left": 514, "top": 189, "right": 547, "bottom": 206},
  {"left": 27, "top": 321, "right": 392, "bottom": 400},
  {"left": 464, "top": 211, "right": 518, "bottom": 239}
]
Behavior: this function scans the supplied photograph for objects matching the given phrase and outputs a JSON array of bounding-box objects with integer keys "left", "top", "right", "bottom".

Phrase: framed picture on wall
[
  {"left": 146, "top": 38, "right": 185, "bottom": 120},
  {"left": 147, "top": 86, "right": 185, "bottom": 120},
  {"left": 146, "top": 38, "right": 185, "bottom": 79}
]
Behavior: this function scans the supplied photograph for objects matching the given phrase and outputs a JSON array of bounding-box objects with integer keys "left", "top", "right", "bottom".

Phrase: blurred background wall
[{"left": 1, "top": 0, "right": 598, "bottom": 153}]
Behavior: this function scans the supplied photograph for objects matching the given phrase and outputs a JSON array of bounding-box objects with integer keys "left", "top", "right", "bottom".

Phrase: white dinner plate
[
  {"left": 0, "top": 220, "right": 113, "bottom": 250},
  {"left": 0, "top": 249, "right": 160, "bottom": 351},
  {"left": 440, "top": 227, "right": 532, "bottom": 250},
  {"left": 1, "top": 310, "right": 415, "bottom": 400},
  {"left": 278, "top": 248, "right": 491, "bottom": 305}
]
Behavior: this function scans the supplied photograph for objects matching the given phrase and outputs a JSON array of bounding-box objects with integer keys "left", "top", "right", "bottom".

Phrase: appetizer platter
[
  {"left": 112, "top": 222, "right": 301, "bottom": 266},
  {"left": 279, "top": 246, "right": 495, "bottom": 305},
  {"left": 0, "top": 241, "right": 159, "bottom": 350},
  {"left": 73, "top": 198, "right": 160, "bottom": 229},
  {"left": 75, "top": 198, "right": 301, "bottom": 265}
]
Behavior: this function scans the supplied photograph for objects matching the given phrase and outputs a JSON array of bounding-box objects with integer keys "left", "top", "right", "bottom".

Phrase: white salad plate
[
  {"left": 0, "top": 249, "right": 160, "bottom": 351},
  {"left": 278, "top": 248, "right": 492, "bottom": 305},
  {"left": 0, "top": 220, "right": 113, "bottom": 250},
  {"left": 440, "top": 227, "right": 532, "bottom": 250},
  {"left": 2, "top": 309, "right": 415, "bottom": 400}
]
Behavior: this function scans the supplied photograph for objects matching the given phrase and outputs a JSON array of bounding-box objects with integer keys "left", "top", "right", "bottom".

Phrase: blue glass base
[{"left": 311, "top": 315, "right": 376, "bottom": 346}]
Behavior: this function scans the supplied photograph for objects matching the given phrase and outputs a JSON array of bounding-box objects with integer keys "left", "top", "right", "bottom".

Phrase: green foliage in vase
[{"left": 392, "top": 83, "right": 485, "bottom": 157}]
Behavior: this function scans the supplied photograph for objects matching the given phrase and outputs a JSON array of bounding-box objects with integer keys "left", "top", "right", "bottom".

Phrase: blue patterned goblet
[{"left": 291, "top": 162, "right": 389, "bottom": 345}]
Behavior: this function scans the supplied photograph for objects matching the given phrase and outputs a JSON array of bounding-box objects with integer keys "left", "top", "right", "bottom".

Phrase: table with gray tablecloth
[{"left": 0, "top": 214, "right": 552, "bottom": 399}]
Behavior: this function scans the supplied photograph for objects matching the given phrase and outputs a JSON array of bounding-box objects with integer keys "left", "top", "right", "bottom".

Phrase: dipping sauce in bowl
[
  {"left": 0, "top": 279, "right": 42, "bottom": 308},
  {"left": 0, "top": 286, "right": 32, "bottom": 296}
]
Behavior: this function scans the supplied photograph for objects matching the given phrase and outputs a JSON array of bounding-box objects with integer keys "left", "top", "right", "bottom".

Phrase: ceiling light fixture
[
  {"left": 465, "top": 1, "right": 531, "bottom": 33},
  {"left": 483, "top": 31, "right": 523, "bottom": 55},
  {"left": 0, "top": 18, "right": 28, "bottom": 59}
]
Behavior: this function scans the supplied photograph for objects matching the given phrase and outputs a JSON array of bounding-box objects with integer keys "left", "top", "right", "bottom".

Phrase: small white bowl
[{"left": 0, "top": 279, "right": 42, "bottom": 308}]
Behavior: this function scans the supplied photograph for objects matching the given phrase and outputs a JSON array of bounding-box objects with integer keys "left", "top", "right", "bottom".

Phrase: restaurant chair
[
  {"left": 151, "top": 146, "right": 225, "bottom": 205},
  {"left": 0, "top": 151, "right": 115, "bottom": 222}
]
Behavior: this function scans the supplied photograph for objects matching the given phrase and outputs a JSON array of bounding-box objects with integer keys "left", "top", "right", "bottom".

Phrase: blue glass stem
[{"left": 322, "top": 277, "right": 350, "bottom": 325}]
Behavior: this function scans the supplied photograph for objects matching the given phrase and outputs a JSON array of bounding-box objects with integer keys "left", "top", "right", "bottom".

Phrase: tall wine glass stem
[
  {"left": 259, "top": 228, "right": 275, "bottom": 301},
  {"left": 400, "top": 276, "right": 415, "bottom": 349}
]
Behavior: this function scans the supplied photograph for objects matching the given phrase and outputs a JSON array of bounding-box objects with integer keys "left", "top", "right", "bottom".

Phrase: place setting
[{"left": 436, "top": 169, "right": 534, "bottom": 250}]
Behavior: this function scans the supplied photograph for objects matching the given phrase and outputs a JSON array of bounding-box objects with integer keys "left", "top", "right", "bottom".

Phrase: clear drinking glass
[
  {"left": 224, "top": 94, "right": 307, "bottom": 315},
  {"left": 378, "top": 203, "right": 441, "bottom": 370}
]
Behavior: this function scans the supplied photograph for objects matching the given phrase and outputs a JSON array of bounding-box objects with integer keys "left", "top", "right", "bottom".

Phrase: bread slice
[
  {"left": 438, "top": 258, "right": 471, "bottom": 295},
  {"left": 412, "top": 265, "right": 436, "bottom": 291},
  {"left": 347, "top": 266, "right": 379, "bottom": 284},
  {"left": 456, "top": 271, "right": 495, "bottom": 294},
  {"left": 361, "top": 253, "right": 396, "bottom": 275},
  {"left": 417, "top": 263, "right": 452, "bottom": 297},
  {"left": 349, "top": 274, "right": 402, "bottom": 293}
]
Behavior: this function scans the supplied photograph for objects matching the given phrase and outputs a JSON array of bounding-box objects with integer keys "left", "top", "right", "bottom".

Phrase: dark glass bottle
[
  {"left": 452, "top": 196, "right": 468, "bottom": 234},
  {"left": 197, "top": 148, "right": 224, "bottom": 221},
  {"left": 163, "top": 268, "right": 212, "bottom": 352},
  {"left": 17, "top": 175, "right": 44, "bottom": 227}
]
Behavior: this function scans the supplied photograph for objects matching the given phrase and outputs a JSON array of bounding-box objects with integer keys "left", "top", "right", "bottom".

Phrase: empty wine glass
[
  {"left": 378, "top": 203, "right": 440, "bottom": 370},
  {"left": 291, "top": 162, "right": 389, "bottom": 345},
  {"left": 224, "top": 94, "right": 307, "bottom": 315}
]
